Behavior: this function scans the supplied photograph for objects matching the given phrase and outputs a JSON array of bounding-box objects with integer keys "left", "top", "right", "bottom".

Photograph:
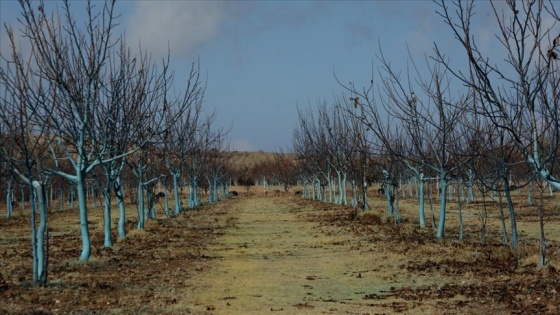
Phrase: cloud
[{"left": 125, "top": 1, "right": 231, "bottom": 57}]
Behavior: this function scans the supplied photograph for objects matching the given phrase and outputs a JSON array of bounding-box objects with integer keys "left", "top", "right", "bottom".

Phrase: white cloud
[{"left": 125, "top": 1, "right": 231, "bottom": 58}]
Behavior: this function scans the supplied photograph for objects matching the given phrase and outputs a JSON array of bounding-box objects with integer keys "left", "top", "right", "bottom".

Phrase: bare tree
[
  {"left": 159, "top": 64, "right": 207, "bottom": 213},
  {"left": 96, "top": 39, "right": 166, "bottom": 245},
  {"left": 435, "top": 0, "right": 559, "bottom": 263},
  {"left": 0, "top": 40, "right": 54, "bottom": 283},
  {"left": 338, "top": 95, "right": 375, "bottom": 211},
  {"left": 379, "top": 53, "right": 470, "bottom": 236},
  {"left": 294, "top": 103, "right": 334, "bottom": 202},
  {"left": 337, "top": 50, "right": 469, "bottom": 236},
  {"left": 0, "top": 0, "right": 205, "bottom": 261}
]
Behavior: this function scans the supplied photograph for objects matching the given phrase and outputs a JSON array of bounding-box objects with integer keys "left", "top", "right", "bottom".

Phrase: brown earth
[{"left": 1, "top": 191, "right": 560, "bottom": 314}]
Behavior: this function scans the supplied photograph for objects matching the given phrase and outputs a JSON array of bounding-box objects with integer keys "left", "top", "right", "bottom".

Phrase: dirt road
[{"left": 184, "top": 196, "right": 428, "bottom": 314}]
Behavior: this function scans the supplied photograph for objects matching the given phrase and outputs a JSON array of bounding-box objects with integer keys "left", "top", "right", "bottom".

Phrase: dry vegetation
[
  {"left": 225, "top": 151, "right": 278, "bottom": 170},
  {"left": 0, "top": 196, "right": 231, "bottom": 314},
  {"left": 1, "top": 185, "right": 559, "bottom": 314},
  {"left": 299, "top": 192, "right": 560, "bottom": 314}
]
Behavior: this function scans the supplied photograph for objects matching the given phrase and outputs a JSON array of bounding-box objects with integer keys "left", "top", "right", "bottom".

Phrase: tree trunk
[
  {"left": 76, "top": 175, "right": 91, "bottom": 262},
  {"left": 480, "top": 190, "right": 488, "bottom": 244},
  {"left": 456, "top": 180, "right": 463, "bottom": 241},
  {"left": 189, "top": 176, "right": 198, "bottom": 208},
  {"left": 504, "top": 182, "right": 518, "bottom": 252},
  {"left": 328, "top": 171, "right": 333, "bottom": 203},
  {"left": 361, "top": 179, "right": 369, "bottom": 211},
  {"left": 58, "top": 187, "right": 63, "bottom": 211},
  {"left": 103, "top": 178, "right": 113, "bottom": 247},
  {"left": 146, "top": 185, "right": 156, "bottom": 219},
  {"left": 114, "top": 175, "right": 126, "bottom": 239},
  {"left": 418, "top": 172, "right": 426, "bottom": 228},
  {"left": 497, "top": 190, "right": 510, "bottom": 248},
  {"left": 436, "top": 174, "right": 448, "bottom": 238},
  {"left": 69, "top": 186, "right": 75, "bottom": 210},
  {"left": 6, "top": 179, "right": 13, "bottom": 219},
  {"left": 173, "top": 172, "right": 181, "bottom": 214},
  {"left": 336, "top": 171, "right": 342, "bottom": 205},
  {"left": 538, "top": 187, "right": 547, "bottom": 266},
  {"left": 137, "top": 178, "right": 145, "bottom": 230},
  {"left": 29, "top": 185, "right": 38, "bottom": 284},
  {"left": 213, "top": 175, "right": 218, "bottom": 202},
  {"left": 394, "top": 184, "right": 400, "bottom": 224}
]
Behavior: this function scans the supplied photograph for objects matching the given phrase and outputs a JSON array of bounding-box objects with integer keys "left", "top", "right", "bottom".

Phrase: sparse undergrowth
[
  {"left": 1, "top": 191, "right": 560, "bottom": 314},
  {"left": 0, "top": 200, "right": 235, "bottom": 315},
  {"left": 294, "top": 196, "right": 560, "bottom": 314}
]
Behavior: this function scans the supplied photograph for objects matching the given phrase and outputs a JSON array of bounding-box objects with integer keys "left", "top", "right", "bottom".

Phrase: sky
[{"left": 0, "top": 0, "right": 524, "bottom": 152}]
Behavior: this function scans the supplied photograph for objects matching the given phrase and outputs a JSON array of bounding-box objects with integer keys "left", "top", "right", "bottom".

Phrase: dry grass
[
  {"left": 225, "top": 150, "right": 277, "bottom": 170},
  {"left": 1, "top": 185, "right": 559, "bottom": 314}
]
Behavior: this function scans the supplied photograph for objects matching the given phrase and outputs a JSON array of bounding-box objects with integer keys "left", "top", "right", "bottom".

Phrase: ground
[{"left": 1, "top": 188, "right": 560, "bottom": 314}]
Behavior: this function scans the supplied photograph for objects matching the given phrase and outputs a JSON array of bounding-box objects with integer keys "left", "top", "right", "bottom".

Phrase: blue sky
[{"left": 0, "top": 1, "right": 508, "bottom": 152}]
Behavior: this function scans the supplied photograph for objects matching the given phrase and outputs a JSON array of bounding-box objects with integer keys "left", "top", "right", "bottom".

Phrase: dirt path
[
  {"left": 184, "top": 197, "right": 412, "bottom": 314},
  {"left": 2, "top": 193, "right": 558, "bottom": 314}
]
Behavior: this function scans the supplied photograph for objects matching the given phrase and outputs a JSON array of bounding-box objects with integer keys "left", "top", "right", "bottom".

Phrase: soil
[{"left": 1, "top": 192, "right": 560, "bottom": 314}]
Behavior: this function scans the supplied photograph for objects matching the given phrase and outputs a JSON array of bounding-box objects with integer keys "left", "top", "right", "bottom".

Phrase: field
[{"left": 1, "top": 185, "right": 560, "bottom": 314}]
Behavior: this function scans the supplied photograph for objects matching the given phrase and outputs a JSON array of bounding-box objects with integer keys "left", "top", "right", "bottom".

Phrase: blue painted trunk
[
  {"left": 137, "top": 180, "right": 145, "bottom": 230},
  {"left": 102, "top": 187, "right": 112, "bottom": 247},
  {"left": 59, "top": 188, "right": 63, "bottom": 211},
  {"left": 193, "top": 179, "right": 198, "bottom": 207},
  {"left": 147, "top": 187, "right": 156, "bottom": 219},
  {"left": 504, "top": 183, "right": 518, "bottom": 251},
  {"left": 220, "top": 183, "right": 226, "bottom": 200},
  {"left": 29, "top": 185, "right": 38, "bottom": 284},
  {"left": 436, "top": 175, "right": 448, "bottom": 238},
  {"left": 338, "top": 172, "right": 348, "bottom": 205},
  {"left": 189, "top": 182, "right": 194, "bottom": 208},
  {"left": 207, "top": 178, "right": 213, "bottom": 203},
  {"left": 386, "top": 185, "right": 394, "bottom": 215},
  {"left": 189, "top": 176, "right": 198, "bottom": 208},
  {"left": 361, "top": 180, "right": 368, "bottom": 211},
  {"left": 45, "top": 185, "right": 49, "bottom": 209},
  {"left": 467, "top": 171, "right": 476, "bottom": 202},
  {"left": 163, "top": 188, "right": 169, "bottom": 217},
  {"left": 342, "top": 173, "right": 347, "bottom": 205},
  {"left": 336, "top": 171, "right": 342, "bottom": 205},
  {"left": 77, "top": 178, "right": 92, "bottom": 261},
  {"left": 6, "top": 181, "right": 13, "bottom": 219},
  {"left": 311, "top": 180, "right": 316, "bottom": 200},
  {"left": 351, "top": 180, "right": 357, "bottom": 208},
  {"left": 213, "top": 176, "right": 218, "bottom": 202},
  {"left": 418, "top": 173, "right": 426, "bottom": 228},
  {"left": 328, "top": 172, "right": 333, "bottom": 203},
  {"left": 173, "top": 173, "right": 181, "bottom": 214},
  {"left": 115, "top": 176, "right": 126, "bottom": 238}
]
